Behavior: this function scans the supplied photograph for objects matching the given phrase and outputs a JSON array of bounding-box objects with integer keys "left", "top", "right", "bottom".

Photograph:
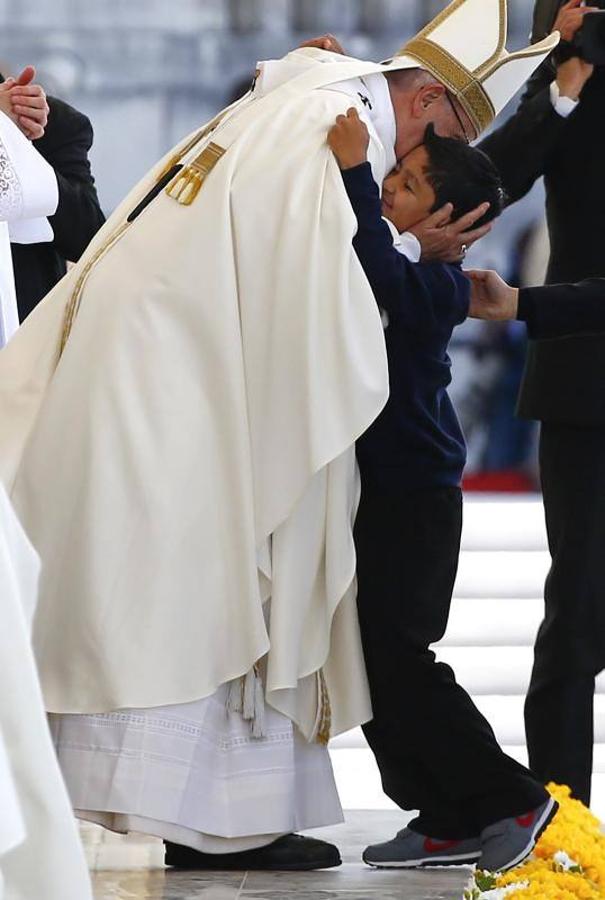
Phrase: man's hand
[
  {"left": 557, "top": 56, "right": 594, "bottom": 100},
  {"left": 328, "top": 108, "right": 370, "bottom": 170},
  {"left": 3, "top": 66, "right": 49, "bottom": 140},
  {"left": 300, "top": 34, "right": 346, "bottom": 55},
  {"left": 410, "top": 203, "right": 492, "bottom": 264},
  {"left": 467, "top": 269, "right": 519, "bottom": 321},
  {"left": 553, "top": 0, "right": 599, "bottom": 41}
]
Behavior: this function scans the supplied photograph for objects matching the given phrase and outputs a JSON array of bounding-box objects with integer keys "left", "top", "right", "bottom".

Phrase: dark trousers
[
  {"left": 525, "top": 423, "right": 605, "bottom": 806},
  {"left": 355, "top": 482, "right": 547, "bottom": 839}
]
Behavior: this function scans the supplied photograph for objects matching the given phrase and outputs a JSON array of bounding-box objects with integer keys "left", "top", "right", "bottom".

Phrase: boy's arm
[{"left": 341, "top": 162, "right": 465, "bottom": 327}]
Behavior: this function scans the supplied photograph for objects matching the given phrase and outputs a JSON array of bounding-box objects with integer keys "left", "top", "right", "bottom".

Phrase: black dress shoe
[{"left": 164, "top": 833, "right": 342, "bottom": 871}]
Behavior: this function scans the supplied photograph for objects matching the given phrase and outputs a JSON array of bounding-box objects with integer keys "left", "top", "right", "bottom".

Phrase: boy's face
[{"left": 381, "top": 145, "right": 437, "bottom": 234}]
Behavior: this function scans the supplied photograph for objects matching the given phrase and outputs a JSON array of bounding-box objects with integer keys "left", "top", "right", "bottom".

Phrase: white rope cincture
[{"left": 226, "top": 665, "right": 266, "bottom": 739}]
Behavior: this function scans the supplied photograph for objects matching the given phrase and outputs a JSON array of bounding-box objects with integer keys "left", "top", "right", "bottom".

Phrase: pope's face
[{"left": 381, "top": 145, "right": 437, "bottom": 233}]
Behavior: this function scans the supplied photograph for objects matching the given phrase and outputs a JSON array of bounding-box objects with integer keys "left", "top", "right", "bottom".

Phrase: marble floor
[{"left": 90, "top": 812, "right": 471, "bottom": 899}]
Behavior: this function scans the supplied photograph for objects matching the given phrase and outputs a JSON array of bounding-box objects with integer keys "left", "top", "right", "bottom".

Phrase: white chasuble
[
  {"left": 0, "top": 487, "right": 92, "bottom": 900},
  {"left": 0, "top": 51, "right": 404, "bottom": 742},
  {"left": 0, "top": 110, "right": 57, "bottom": 346}
]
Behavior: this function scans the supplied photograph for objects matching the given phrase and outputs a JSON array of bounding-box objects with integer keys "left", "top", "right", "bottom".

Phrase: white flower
[
  {"left": 468, "top": 881, "right": 529, "bottom": 899},
  {"left": 553, "top": 850, "right": 581, "bottom": 871}
]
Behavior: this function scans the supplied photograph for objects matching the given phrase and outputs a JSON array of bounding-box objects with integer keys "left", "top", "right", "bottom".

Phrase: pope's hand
[
  {"left": 328, "top": 108, "right": 370, "bottom": 170},
  {"left": 467, "top": 269, "right": 519, "bottom": 321},
  {"left": 553, "top": 0, "right": 599, "bottom": 42},
  {"left": 300, "top": 34, "right": 346, "bottom": 55},
  {"left": 0, "top": 66, "right": 49, "bottom": 140},
  {"left": 410, "top": 202, "right": 492, "bottom": 264}
]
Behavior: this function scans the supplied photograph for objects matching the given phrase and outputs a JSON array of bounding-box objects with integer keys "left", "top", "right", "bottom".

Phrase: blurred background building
[{"left": 1, "top": 0, "right": 550, "bottom": 487}]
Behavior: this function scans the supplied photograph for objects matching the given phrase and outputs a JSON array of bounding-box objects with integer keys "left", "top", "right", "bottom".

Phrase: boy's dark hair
[{"left": 423, "top": 124, "right": 505, "bottom": 228}]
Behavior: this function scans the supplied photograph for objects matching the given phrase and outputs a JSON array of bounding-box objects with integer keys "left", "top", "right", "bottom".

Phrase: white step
[
  {"left": 439, "top": 596, "right": 543, "bottom": 647},
  {"left": 330, "top": 747, "right": 605, "bottom": 819},
  {"left": 461, "top": 497, "right": 548, "bottom": 551},
  {"left": 454, "top": 550, "right": 550, "bottom": 598},
  {"left": 332, "top": 694, "right": 605, "bottom": 750},
  {"left": 435, "top": 645, "right": 605, "bottom": 696}
]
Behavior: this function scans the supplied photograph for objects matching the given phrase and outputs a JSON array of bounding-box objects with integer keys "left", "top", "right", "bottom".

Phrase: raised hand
[
  {"left": 410, "top": 202, "right": 492, "bottom": 264},
  {"left": 553, "top": 0, "right": 600, "bottom": 42},
  {"left": 328, "top": 107, "right": 370, "bottom": 170},
  {"left": 6, "top": 66, "right": 49, "bottom": 140},
  {"left": 467, "top": 269, "right": 519, "bottom": 321}
]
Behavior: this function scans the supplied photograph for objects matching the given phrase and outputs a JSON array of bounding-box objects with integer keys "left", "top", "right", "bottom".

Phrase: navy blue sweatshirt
[{"left": 342, "top": 162, "right": 470, "bottom": 490}]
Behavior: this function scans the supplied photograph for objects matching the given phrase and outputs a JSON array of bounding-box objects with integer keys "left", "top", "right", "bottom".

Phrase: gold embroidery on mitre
[
  {"left": 403, "top": 37, "right": 495, "bottom": 135},
  {"left": 165, "top": 141, "right": 226, "bottom": 206}
]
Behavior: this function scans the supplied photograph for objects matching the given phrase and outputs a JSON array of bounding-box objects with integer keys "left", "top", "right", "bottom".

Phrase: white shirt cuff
[
  {"left": 397, "top": 231, "right": 421, "bottom": 262},
  {"left": 383, "top": 217, "right": 422, "bottom": 261},
  {"left": 550, "top": 80, "right": 579, "bottom": 118}
]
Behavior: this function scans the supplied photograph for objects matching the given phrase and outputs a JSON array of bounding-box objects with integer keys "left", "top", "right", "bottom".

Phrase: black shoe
[{"left": 164, "top": 833, "right": 342, "bottom": 871}]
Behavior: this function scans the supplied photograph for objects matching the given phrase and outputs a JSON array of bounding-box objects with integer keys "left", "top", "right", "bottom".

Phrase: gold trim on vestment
[
  {"left": 60, "top": 222, "right": 130, "bottom": 356},
  {"left": 165, "top": 142, "right": 226, "bottom": 206},
  {"left": 60, "top": 115, "right": 230, "bottom": 356},
  {"left": 403, "top": 37, "right": 495, "bottom": 135},
  {"left": 316, "top": 670, "right": 332, "bottom": 745}
]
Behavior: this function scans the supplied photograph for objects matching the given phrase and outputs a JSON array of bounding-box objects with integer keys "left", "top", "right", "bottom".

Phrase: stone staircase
[{"left": 330, "top": 494, "right": 605, "bottom": 819}]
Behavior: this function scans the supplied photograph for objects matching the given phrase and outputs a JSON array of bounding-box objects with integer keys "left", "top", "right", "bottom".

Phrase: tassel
[
  {"left": 225, "top": 665, "right": 267, "bottom": 739},
  {"left": 166, "top": 142, "right": 226, "bottom": 206},
  {"left": 251, "top": 674, "right": 266, "bottom": 739},
  {"left": 227, "top": 678, "right": 243, "bottom": 714},
  {"left": 316, "top": 670, "right": 332, "bottom": 746}
]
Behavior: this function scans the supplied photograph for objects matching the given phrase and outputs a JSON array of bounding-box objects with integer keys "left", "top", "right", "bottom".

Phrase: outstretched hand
[
  {"left": 467, "top": 269, "right": 519, "bottom": 321},
  {"left": 410, "top": 202, "right": 492, "bottom": 264}
]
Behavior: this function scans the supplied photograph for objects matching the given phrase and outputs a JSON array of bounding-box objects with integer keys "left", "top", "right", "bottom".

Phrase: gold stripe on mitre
[
  {"left": 166, "top": 141, "right": 226, "bottom": 206},
  {"left": 399, "top": 37, "right": 495, "bottom": 136}
]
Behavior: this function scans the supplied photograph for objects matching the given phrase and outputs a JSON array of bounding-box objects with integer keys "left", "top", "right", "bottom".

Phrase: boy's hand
[
  {"left": 467, "top": 269, "right": 519, "bottom": 321},
  {"left": 328, "top": 108, "right": 370, "bottom": 170}
]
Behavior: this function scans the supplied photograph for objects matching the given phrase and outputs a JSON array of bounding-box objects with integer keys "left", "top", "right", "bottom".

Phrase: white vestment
[
  {"left": 0, "top": 51, "right": 404, "bottom": 848},
  {"left": 0, "top": 110, "right": 58, "bottom": 345},
  {"left": 0, "top": 488, "right": 92, "bottom": 900},
  {"left": 0, "top": 116, "right": 90, "bottom": 898}
]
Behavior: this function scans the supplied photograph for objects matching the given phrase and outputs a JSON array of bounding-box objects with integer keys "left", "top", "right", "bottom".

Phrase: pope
[{"left": 0, "top": 0, "right": 558, "bottom": 873}]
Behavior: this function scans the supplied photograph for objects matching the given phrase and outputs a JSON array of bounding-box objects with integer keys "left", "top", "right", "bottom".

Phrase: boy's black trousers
[{"left": 354, "top": 481, "right": 547, "bottom": 839}]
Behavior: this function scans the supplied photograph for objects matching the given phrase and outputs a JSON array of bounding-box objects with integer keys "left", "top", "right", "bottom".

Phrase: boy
[{"left": 327, "top": 109, "right": 557, "bottom": 873}]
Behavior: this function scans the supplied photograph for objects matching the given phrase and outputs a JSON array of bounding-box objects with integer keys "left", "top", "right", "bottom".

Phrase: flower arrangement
[{"left": 464, "top": 784, "right": 605, "bottom": 899}]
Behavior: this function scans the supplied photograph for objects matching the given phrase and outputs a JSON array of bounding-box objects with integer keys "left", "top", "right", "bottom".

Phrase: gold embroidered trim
[
  {"left": 316, "top": 670, "right": 332, "bottom": 746},
  {"left": 60, "top": 221, "right": 130, "bottom": 356},
  {"left": 394, "top": 0, "right": 507, "bottom": 78},
  {"left": 156, "top": 109, "right": 228, "bottom": 183},
  {"left": 165, "top": 141, "right": 226, "bottom": 206},
  {"left": 403, "top": 37, "right": 495, "bottom": 134}
]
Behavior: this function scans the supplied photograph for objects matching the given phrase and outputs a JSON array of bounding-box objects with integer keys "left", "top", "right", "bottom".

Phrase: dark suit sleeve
[
  {"left": 479, "top": 59, "right": 568, "bottom": 205},
  {"left": 34, "top": 97, "right": 105, "bottom": 262},
  {"left": 518, "top": 279, "right": 605, "bottom": 339}
]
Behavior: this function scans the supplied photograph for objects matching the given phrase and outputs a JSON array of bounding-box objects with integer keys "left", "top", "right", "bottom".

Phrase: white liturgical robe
[
  {"left": 0, "top": 111, "right": 90, "bottom": 899},
  {"left": 0, "top": 110, "right": 57, "bottom": 345},
  {"left": 0, "top": 50, "right": 407, "bottom": 847}
]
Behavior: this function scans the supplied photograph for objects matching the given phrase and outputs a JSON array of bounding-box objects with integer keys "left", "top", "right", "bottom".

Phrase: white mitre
[{"left": 379, "top": 0, "right": 560, "bottom": 136}]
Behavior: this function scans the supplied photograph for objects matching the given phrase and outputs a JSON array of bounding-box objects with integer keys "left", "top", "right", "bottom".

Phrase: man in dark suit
[
  {"left": 10, "top": 93, "right": 105, "bottom": 320},
  {"left": 480, "top": 0, "right": 605, "bottom": 806}
]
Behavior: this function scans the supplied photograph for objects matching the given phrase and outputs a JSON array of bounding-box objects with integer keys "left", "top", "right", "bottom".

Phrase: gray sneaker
[
  {"left": 363, "top": 827, "right": 481, "bottom": 869},
  {"left": 478, "top": 796, "right": 559, "bottom": 872}
]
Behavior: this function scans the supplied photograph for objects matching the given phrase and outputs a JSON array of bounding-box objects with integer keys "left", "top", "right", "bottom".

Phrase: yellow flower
[{"left": 486, "top": 784, "right": 605, "bottom": 900}]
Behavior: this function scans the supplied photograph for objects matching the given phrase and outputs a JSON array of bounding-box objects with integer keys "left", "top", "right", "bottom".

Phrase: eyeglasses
[{"left": 445, "top": 92, "right": 472, "bottom": 145}]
